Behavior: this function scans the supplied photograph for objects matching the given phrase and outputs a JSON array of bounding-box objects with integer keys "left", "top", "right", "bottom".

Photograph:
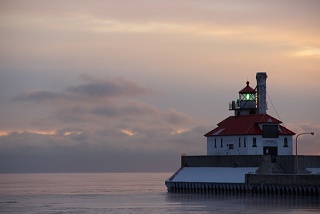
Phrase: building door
[{"left": 263, "top": 147, "right": 278, "bottom": 163}]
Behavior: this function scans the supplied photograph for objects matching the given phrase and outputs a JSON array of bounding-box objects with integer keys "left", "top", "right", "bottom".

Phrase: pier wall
[
  {"left": 166, "top": 180, "right": 320, "bottom": 197},
  {"left": 245, "top": 174, "right": 320, "bottom": 197},
  {"left": 181, "top": 155, "right": 264, "bottom": 167},
  {"left": 181, "top": 155, "right": 320, "bottom": 174},
  {"left": 245, "top": 174, "right": 320, "bottom": 186},
  {"left": 277, "top": 155, "right": 320, "bottom": 174}
]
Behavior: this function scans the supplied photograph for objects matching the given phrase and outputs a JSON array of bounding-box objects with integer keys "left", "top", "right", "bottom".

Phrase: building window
[
  {"left": 262, "top": 125, "right": 279, "bottom": 138},
  {"left": 228, "top": 144, "right": 234, "bottom": 150},
  {"left": 214, "top": 138, "right": 217, "bottom": 148},
  {"left": 252, "top": 137, "right": 257, "bottom": 147},
  {"left": 221, "top": 138, "right": 223, "bottom": 147},
  {"left": 283, "top": 137, "right": 288, "bottom": 147},
  {"left": 239, "top": 138, "right": 241, "bottom": 147},
  {"left": 244, "top": 138, "right": 246, "bottom": 147}
]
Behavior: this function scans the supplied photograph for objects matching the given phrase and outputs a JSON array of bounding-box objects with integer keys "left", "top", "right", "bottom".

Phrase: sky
[{"left": 0, "top": 0, "right": 320, "bottom": 173}]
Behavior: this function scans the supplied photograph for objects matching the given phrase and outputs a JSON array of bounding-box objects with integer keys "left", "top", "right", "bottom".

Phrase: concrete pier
[
  {"left": 246, "top": 174, "right": 320, "bottom": 197},
  {"left": 166, "top": 180, "right": 320, "bottom": 197},
  {"left": 166, "top": 155, "right": 320, "bottom": 197},
  {"left": 166, "top": 182, "right": 247, "bottom": 195}
]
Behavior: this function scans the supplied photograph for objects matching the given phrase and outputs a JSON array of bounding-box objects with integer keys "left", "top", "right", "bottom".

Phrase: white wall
[
  {"left": 207, "top": 135, "right": 293, "bottom": 156},
  {"left": 207, "top": 135, "right": 250, "bottom": 155},
  {"left": 277, "top": 135, "right": 293, "bottom": 155}
]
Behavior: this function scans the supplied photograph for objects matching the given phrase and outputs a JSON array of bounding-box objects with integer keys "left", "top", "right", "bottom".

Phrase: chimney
[{"left": 256, "top": 72, "right": 267, "bottom": 114}]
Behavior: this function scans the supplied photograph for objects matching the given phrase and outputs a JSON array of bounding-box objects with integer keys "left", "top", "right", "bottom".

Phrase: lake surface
[{"left": 0, "top": 173, "right": 319, "bottom": 213}]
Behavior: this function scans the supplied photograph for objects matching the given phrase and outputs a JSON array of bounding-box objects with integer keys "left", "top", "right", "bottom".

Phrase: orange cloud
[
  {"left": 0, "top": 131, "right": 9, "bottom": 136},
  {"left": 291, "top": 47, "right": 320, "bottom": 58},
  {"left": 171, "top": 129, "right": 188, "bottom": 135},
  {"left": 120, "top": 129, "right": 136, "bottom": 136}
]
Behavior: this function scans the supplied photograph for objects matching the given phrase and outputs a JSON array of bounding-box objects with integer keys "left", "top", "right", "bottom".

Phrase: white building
[{"left": 204, "top": 72, "right": 295, "bottom": 157}]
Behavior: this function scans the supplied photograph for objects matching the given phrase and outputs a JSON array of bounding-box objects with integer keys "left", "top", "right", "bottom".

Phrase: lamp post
[{"left": 295, "top": 132, "right": 314, "bottom": 174}]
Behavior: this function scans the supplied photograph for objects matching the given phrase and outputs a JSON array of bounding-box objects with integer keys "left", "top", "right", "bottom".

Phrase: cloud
[
  {"left": 0, "top": 143, "right": 180, "bottom": 173},
  {"left": 67, "top": 77, "right": 153, "bottom": 97},
  {"left": 14, "top": 76, "right": 196, "bottom": 136},
  {"left": 120, "top": 129, "right": 136, "bottom": 136},
  {"left": 15, "top": 77, "right": 154, "bottom": 104},
  {"left": 15, "top": 90, "right": 65, "bottom": 103},
  {"left": 0, "top": 130, "right": 86, "bottom": 151},
  {"left": 91, "top": 101, "right": 159, "bottom": 118},
  {"left": 13, "top": 76, "right": 161, "bottom": 129},
  {"left": 0, "top": 75, "right": 202, "bottom": 172},
  {"left": 3, "top": 2, "right": 318, "bottom": 60},
  {"left": 291, "top": 47, "right": 320, "bottom": 58},
  {"left": 163, "top": 108, "right": 194, "bottom": 127},
  {"left": 0, "top": 124, "right": 206, "bottom": 173}
]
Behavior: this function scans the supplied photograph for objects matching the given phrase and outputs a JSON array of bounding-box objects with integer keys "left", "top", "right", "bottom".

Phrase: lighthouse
[
  {"left": 205, "top": 72, "right": 295, "bottom": 156},
  {"left": 166, "top": 72, "right": 320, "bottom": 197}
]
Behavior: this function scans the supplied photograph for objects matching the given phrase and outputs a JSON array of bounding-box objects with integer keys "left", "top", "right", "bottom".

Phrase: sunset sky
[{"left": 1, "top": 0, "right": 319, "bottom": 172}]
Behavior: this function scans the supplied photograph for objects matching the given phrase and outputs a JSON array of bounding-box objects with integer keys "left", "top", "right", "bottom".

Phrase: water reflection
[{"left": 165, "top": 193, "right": 320, "bottom": 213}]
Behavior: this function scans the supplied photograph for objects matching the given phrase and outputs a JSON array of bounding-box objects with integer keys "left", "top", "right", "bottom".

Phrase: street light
[
  {"left": 295, "top": 132, "right": 314, "bottom": 156},
  {"left": 295, "top": 132, "right": 315, "bottom": 174}
]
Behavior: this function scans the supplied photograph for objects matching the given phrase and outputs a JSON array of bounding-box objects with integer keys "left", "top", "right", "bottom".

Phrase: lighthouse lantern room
[{"left": 229, "top": 80, "right": 257, "bottom": 116}]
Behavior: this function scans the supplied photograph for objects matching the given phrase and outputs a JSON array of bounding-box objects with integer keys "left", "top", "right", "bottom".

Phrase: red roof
[
  {"left": 239, "top": 81, "right": 255, "bottom": 94},
  {"left": 204, "top": 114, "right": 295, "bottom": 137}
]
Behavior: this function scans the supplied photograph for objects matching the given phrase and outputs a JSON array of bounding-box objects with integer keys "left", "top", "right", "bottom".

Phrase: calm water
[{"left": 0, "top": 173, "right": 319, "bottom": 213}]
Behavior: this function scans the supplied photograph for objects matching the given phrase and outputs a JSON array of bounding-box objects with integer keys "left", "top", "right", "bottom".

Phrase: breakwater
[
  {"left": 166, "top": 182, "right": 247, "bottom": 195},
  {"left": 246, "top": 174, "right": 320, "bottom": 197},
  {"left": 166, "top": 155, "right": 320, "bottom": 197},
  {"left": 166, "top": 174, "right": 320, "bottom": 197}
]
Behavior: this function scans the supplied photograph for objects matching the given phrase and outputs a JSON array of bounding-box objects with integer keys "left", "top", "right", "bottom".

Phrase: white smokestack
[{"left": 256, "top": 72, "right": 267, "bottom": 114}]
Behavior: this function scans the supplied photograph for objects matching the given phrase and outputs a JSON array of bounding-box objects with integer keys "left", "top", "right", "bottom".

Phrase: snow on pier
[{"left": 170, "top": 167, "right": 258, "bottom": 183}]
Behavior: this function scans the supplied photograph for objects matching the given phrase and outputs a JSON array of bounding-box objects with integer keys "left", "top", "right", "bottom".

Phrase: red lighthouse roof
[
  {"left": 204, "top": 114, "right": 295, "bottom": 137},
  {"left": 239, "top": 81, "right": 255, "bottom": 94}
]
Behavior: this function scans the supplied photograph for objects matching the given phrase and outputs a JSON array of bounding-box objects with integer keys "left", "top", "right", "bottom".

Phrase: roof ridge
[{"left": 261, "top": 114, "right": 282, "bottom": 123}]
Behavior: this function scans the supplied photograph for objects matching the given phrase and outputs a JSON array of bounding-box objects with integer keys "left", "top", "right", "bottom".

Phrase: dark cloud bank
[
  {"left": 0, "top": 126, "right": 207, "bottom": 173},
  {"left": 1, "top": 76, "right": 206, "bottom": 173}
]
